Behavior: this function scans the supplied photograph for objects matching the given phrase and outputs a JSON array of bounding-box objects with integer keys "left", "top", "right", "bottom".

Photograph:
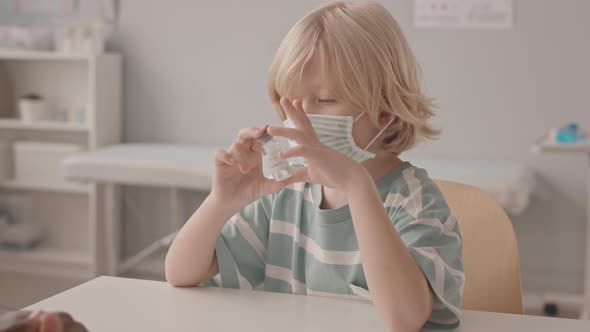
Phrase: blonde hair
[{"left": 267, "top": 0, "right": 439, "bottom": 154}]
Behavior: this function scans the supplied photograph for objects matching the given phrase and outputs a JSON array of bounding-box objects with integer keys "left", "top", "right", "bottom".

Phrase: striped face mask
[{"left": 283, "top": 112, "right": 394, "bottom": 166}]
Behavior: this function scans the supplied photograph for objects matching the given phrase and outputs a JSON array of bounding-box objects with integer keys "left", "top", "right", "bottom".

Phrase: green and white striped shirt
[{"left": 204, "top": 162, "right": 464, "bottom": 329}]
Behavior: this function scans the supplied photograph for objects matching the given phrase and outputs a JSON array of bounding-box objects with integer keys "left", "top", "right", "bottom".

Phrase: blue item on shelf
[
  {"left": 566, "top": 123, "right": 578, "bottom": 132},
  {"left": 554, "top": 123, "right": 587, "bottom": 144}
]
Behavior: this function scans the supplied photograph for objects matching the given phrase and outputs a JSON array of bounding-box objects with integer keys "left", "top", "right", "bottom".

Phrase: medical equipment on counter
[
  {"left": 13, "top": 142, "right": 83, "bottom": 187},
  {"left": 63, "top": 144, "right": 215, "bottom": 275}
]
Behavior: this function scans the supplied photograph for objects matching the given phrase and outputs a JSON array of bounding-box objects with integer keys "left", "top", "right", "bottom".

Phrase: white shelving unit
[
  {"left": 0, "top": 50, "right": 122, "bottom": 279},
  {"left": 0, "top": 119, "right": 89, "bottom": 132},
  {"left": 0, "top": 179, "right": 91, "bottom": 194},
  {"left": 532, "top": 139, "right": 590, "bottom": 319},
  {"left": 0, "top": 50, "right": 92, "bottom": 62}
]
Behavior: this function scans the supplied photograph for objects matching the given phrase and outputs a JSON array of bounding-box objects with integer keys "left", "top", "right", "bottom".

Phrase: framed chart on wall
[{"left": 415, "top": 0, "right": 514, "bottom": 30}]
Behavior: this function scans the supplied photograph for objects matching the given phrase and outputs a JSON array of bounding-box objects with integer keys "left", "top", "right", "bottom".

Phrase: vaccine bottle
[{"left": 258, "top": 132, "right": 292, "bottom": 181}]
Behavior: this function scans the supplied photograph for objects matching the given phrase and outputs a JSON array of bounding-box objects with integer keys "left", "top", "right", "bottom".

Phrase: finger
[
  {"left": 281, "top": 97, "right": 313, "bottom": 133},
  {"left": 280, "top": 97, "right": 307, "bottom": 129},
  {"left": 292, "top": 99, "right": 312, "bottom": 127},
  {"left": 228, "top": 143, "right": 248, "bottom": 173},
  {"left": 267, "top": 126, "right": 303, "bottom": 142},
  {"left": 68, "top": 321, "right": 89, "bottom": 332},
  {"left": 56, "top": 313, "right": 74, "bottom": 325},
  {"left": 236, "top": 126, "right": 267, "bottom": 155},
  {"left": 58, "top": 312, "right": 88, "bottom": 332},
  {"left": 39, "top": 312, "right": 63, "bottom": 332},
  {"left": 214, "top": 148, "right": 236, "bottom": 166},
  {"left": 280, "top": 97, "right": 301, "bottom": 126},
  {"left": 279, "top": 145, "right": 307, "bottom": 159},
  {"left": 293, "top": 99, "right": 317, "bottom": 137},
  {"left": 228, "top": 143, "right": 258, "bottom": 174},
  {"left": 251, "top": 139, "right": 263, "bottom": 153},
  {"left": 236, "top": 126, "right": 267, "bottom": 144},
  {"left": 285, "top": 167, "right": 310, "bottom": 184}
]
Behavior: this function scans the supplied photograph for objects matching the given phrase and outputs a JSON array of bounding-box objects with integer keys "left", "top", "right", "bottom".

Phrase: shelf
[
  {"left": 0, "top": 246, "right": 91, "bottom": 279},
  {"left": 0, "top": 50, "right": 93, "bottom": 61},
  {"left": 0, "top": 180, "right": 91, "bottom": 194},
  {"left": 531, "top": 138, "right": 590, "bottom": 154},
  {"left": 0, "top": 119, "right": 89, "bottom": 132},
  {"left": 0, "top": 50, "right": 121, "bottom": 281}
]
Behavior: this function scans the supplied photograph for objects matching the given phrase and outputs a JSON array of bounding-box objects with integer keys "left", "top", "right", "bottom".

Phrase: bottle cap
[{"left": 258, "top": 132, "right": 272, "bottom": 143}]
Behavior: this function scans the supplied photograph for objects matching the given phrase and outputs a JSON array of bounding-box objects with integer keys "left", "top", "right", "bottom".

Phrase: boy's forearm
[
  {"left": 345, "top": 170, "right": 433, "bottom": 331},
  {"left": 165, "top": 194, "right": 238, "bottom": 287}
]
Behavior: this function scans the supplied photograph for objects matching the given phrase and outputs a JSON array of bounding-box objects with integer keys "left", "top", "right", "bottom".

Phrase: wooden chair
[{"left": 435, "top": 180, "right": 524, "bottom": 314}]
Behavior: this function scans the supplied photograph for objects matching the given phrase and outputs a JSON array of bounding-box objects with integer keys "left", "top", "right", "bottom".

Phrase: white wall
[
  {"left": 3, "top": 0, "right": 590, "bottom": 294},
  {"left": 110, "top": 0, "right": 590, "bottom": 294}
]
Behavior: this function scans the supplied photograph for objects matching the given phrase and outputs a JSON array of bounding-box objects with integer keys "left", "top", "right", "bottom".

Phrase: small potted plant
[{"left": 18, "top": 93, "right": 47, "bottom": 122}]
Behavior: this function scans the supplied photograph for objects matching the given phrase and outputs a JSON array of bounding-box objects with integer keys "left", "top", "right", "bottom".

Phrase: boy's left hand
[{"left": 267, "top": 97, "right": 367, "bottom": 191}]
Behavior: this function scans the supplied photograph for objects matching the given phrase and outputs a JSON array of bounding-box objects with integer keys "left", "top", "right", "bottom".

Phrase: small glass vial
[{"left": 258, "top": 132, "right": 292, "bottom": 181}]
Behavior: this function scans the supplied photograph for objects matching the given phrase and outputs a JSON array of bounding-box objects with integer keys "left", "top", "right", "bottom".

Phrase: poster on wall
[{"left": 415, "top": 0, "right": 513, "bottom": 30}]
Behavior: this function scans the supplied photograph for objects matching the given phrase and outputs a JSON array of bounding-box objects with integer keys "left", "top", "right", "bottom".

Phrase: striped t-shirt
[{"left": 204, "top": 161, "right": 464, "bottom": 329}]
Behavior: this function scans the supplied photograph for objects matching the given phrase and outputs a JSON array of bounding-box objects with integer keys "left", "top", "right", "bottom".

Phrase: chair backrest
[{"left": 435, "top": 180, "right": 523, "bottom": 314}]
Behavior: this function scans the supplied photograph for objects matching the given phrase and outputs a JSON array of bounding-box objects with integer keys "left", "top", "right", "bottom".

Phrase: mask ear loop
[
  {"left": 352, "top": 112, "right": 365, "bottom": 123},
  {"left": 363, "top": 116, "right": 396, "bottom": 150}
]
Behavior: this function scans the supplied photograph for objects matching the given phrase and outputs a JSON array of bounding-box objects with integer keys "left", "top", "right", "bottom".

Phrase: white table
[
  {"left": 531, "top": 139, "right": 590, "bottom": 318},
  {"left": 26, "top": 276, "right": 590, "bottom": 332},
  {"left": 63, "top": 144, "right": 216, "bottom": 276}
]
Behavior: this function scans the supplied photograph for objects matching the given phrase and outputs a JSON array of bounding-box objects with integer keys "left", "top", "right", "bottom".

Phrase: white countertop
[
  {"left": 532, "top": 138, "right": 590, "bottom": 154},
  {"left": 26, "top": 276, "right": 590, "bottom": 332},
  {"left": 63, "top": 144, "right": 216, "bottom": 190}
]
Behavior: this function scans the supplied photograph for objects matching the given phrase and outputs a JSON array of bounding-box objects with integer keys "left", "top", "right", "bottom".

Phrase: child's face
[{"left": 285, "top": 55, "right": 394, "bottom": 155}]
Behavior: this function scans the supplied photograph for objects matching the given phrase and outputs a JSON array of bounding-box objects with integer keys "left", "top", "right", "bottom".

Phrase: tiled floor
[
  {"left": 0, "top": 261, "right": 166, "bottom": 311},
  {"left": 0, "top": 252, "right": 167, "bottom": 310},
  {"left": 0, "top": 273, "right": 86, "bottom": 310}
]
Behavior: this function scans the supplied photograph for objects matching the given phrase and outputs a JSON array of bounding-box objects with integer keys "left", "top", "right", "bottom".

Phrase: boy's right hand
[{"left": 211, "top": 126, "right": 305, "bottom": 210}]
